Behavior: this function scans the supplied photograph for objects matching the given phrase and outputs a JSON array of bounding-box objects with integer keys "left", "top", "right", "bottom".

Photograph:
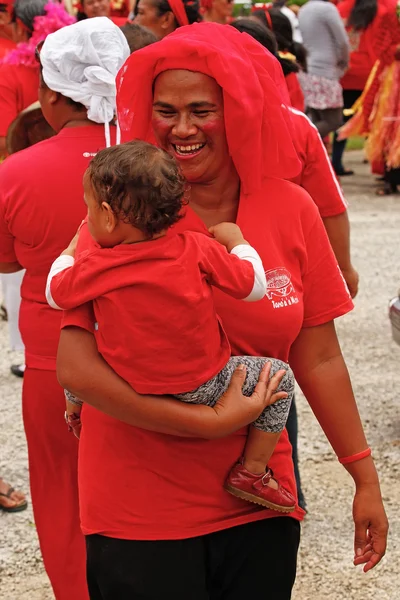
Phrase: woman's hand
[
  {"left": 211, "top": 362, "right": 288, "bottom": 435},
  {"left": 352, "top": 483, "right": 389, "bottom": 572}
]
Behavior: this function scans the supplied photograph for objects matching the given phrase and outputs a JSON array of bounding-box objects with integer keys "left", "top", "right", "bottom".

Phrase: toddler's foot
[{"left": 225, "top": 461, "right": 296, "bottom": 513}]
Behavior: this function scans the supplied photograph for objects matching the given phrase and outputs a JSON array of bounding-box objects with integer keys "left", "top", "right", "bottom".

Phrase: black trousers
[{"left": 86, "top": 517, "right": 300, "bottom": 600}]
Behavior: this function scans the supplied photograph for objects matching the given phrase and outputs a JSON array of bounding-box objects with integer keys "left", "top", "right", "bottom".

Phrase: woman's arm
[
  {"left": 57, "top": 326, "right": 286, "bottom": 440},
  {"left": 0, "top": 261, "right": 23, "bottom": 274},
  {"left": 322, "top": 212, "right": 359, "bottom": 298},
  {"left": 289, "top": 321, "right": 388, "bottom": 572}
]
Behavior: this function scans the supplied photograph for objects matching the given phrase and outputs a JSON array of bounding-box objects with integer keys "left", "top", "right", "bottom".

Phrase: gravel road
[{"left": 1, "top": 151, "right": 399, "bottom": 599}]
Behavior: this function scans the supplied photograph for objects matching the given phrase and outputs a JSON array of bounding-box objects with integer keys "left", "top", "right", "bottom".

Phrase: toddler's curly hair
[{"left": 87, "top": 140, "right": 186, "bottom": 238}]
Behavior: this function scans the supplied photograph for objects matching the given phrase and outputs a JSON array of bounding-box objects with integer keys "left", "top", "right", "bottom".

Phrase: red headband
[
  {"left": 168, "top": 0, "right": 189, "bottom": 26},
  {"left": 251, "top": 4, "right": 273, "bottom": 30},
  {"left": 116, "top": 22, "right": 301, "bottom": 194}
]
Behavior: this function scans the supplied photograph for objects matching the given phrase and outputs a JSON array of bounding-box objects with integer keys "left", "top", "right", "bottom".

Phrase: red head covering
[
  {"left": 167, "top": 0, "right": 189, "bottom": 26},
  {"left": 116, "top": 22, "right": 301, "bottom": 194}
]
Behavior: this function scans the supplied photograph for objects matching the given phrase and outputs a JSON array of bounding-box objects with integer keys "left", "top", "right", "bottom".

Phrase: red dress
[{"left": 0, "top": 125, "right": 117, "bottom": 600}]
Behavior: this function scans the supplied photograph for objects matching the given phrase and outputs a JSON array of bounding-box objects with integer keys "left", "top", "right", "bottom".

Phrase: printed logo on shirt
[
  {"left": 265, "top": 267, "right": 299, "bottom": 309},
  {"left": 83, "top": 152, "right": 97, "bottom": 158}
]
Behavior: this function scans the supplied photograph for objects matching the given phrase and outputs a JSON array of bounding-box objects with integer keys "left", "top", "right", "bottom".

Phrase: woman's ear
[
  {"left": 161, "top": 10, "right": 176, "bottom": 31},
  {"left": 101, "top": 202, "right": 117, "bottom": 233}
]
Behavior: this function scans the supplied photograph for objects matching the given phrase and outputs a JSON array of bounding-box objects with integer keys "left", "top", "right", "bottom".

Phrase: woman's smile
[{"left": 172, "top": 141, "right": 207, "bottom": 158}]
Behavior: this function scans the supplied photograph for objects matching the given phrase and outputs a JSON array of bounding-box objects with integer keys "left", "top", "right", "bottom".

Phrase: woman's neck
[
  {"left": 203, "top": 10, "right": 226, "bottom": 25},
  {"left": 188, "top": 167, "right": 241, "bottom": 228}
]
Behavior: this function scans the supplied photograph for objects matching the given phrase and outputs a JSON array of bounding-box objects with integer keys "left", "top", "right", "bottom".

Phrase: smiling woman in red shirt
[{"left": 56, "top": 23, "right": 388, "bottom": 599}]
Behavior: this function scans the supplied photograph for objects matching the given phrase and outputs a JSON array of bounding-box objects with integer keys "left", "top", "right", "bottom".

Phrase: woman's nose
[{"left": 172, "top": 114, "right": 197, "bottom": 138}]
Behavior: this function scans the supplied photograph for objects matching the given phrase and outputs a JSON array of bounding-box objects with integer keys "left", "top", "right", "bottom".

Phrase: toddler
[{"left": 46, "top": 140, "right": 296, "bottom": 512}]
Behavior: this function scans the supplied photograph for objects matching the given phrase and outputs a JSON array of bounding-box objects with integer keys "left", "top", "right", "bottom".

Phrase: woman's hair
[
  {"left": 87, "top": 140, "right": 186, "bottom": 237},
  {"left": 231, "top": 18, "right": 298, "bottom": 76},
  {"left": 134, "top": 0, "right": 201, "bottom": 25},
  {"left": 13, "top": 0, "right": 47, "bottom": 34},
  {"left": 251, "top": 9, "right": 307, "bottom": 71},
  {"left": 120, "top": 22, "right": 158, "bottom": 52},
  {"left": 347, "top": 0, "right": 377, "bottom": 31}
]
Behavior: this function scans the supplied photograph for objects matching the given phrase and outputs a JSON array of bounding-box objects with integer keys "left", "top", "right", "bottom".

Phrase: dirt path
[{"left": 1, "top": 152, "right": 399, "bottom": 599}]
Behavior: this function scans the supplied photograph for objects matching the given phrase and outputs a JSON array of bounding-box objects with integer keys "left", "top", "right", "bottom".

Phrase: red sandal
[{"left": 225, "top": 461, "right": 296, "bottom": 513}]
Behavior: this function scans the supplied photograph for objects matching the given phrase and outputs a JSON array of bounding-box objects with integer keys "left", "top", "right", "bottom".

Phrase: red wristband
[{"left": 338, "top": 447, "right": 371, "bottom": 465}]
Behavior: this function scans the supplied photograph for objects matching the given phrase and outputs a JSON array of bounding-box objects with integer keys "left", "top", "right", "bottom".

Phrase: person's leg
[
  {"left": 286, "top": 398, "right": 306, "bottom": 511},
  {"left": 0, "top": 477, "right": 27, "bottom": 512},
  {"left": 332, "top": 89, "right": 362, "bottom": 174},
  {"left": 207, "top": 517, "right": 300, "bottom": 600},
  {"left": 86, "top": 534, "right": 209, "bottom": 600},
  {"left": 313, "top": 108, "right": 343, "bottom": 139},
  {"left": 22, "top": 368, "right": 89, "bottom": 600},
  {"left": 221, "top": 357, "right": 296, "bottom": 511}
]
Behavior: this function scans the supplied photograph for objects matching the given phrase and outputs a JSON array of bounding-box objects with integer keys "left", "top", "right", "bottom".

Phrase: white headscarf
[{"left": 40, "top": 17, "right": 130, "bottom": 146}]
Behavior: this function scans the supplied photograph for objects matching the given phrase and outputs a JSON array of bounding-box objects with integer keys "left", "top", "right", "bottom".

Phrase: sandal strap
[{"left": 0, "top": 486, "right": 14, "bottom": 498}]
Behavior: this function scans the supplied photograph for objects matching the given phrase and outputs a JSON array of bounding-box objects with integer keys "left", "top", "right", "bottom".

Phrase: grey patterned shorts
[{"left": 176, "top": 356, "right": 294, "bottom": 433}]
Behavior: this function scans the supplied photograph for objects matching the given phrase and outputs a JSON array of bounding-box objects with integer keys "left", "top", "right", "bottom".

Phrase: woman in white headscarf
[{"left": 0, "top": 17, "right": 130, "bottom": 600}]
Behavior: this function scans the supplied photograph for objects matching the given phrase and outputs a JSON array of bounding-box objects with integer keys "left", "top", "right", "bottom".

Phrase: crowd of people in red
[{"left": 0, "top": 0, "right": 397, "bottom": 598}]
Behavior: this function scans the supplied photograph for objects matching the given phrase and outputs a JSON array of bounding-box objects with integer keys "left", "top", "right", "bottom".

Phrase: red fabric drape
[{"left": 116, "top": 22, "right": 301, "bottom": 195}]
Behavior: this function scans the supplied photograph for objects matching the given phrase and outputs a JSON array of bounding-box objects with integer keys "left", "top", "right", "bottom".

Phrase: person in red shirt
[
  {"left": 56, "top": 23, "right": 388, "bottom": 599},
  {"left": 0, "top": 17, "right": 130, "bottom": 600},
  {"left": 133, "top": 0, "right": 201, "bottom": 38},
  {"left": 332, "top": 0, "right": 388, "bottom": 175},
  {"left": 0, "top": 0, "right": 74, "bottom": 159},
  {"left": 0, "top": 0, "right": 16, "bottom": 58},
  {"left": 46, "top": 139, "right": 296, "bottom": 512}
]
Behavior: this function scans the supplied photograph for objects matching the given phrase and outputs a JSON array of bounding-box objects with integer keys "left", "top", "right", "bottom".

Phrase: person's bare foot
[{"left": 0, "top": 477, "right": 28, "bottom": 512}]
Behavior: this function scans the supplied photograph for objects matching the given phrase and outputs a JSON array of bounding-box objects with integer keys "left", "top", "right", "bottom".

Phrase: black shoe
[
  {"left": 335, "top": 169, "right": 354, "bottom": 177},
  {"left": 10, "top": 364, "right": 25, "bottom": 378}
]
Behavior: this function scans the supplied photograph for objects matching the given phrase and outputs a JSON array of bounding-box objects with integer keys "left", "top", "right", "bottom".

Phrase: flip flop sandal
[
  {"left": 0, "top": 486, "right": 28, "bottom": 513},
  {"left": 376, "top": 182, "right": 398, "bottom": 196}
]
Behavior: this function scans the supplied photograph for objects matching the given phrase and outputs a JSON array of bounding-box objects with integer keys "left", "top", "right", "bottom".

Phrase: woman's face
[
  {"left": 152, "top": 70, "right": 233, "bottom": 185},
  {"left": 211, "top": 0, "right": 233, "bottom": 23},
  {"left": 134, "top": 0, "right": 174, "bottom": 39},
  {"left": 83, "top": 0, "right": 110, "bottom": 18}
]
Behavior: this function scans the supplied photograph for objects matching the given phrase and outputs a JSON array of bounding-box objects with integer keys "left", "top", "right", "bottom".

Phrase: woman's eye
[
  {"left": 193, "top": 111, "right": 210, "bottom": 117},
  {"left": 157, "top": 110, "right": 175, "bottom": 117}
]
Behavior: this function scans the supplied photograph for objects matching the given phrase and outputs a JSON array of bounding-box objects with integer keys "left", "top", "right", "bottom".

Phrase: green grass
[{"left": 346, "top": 136, "right": 365, "bottom": 151}]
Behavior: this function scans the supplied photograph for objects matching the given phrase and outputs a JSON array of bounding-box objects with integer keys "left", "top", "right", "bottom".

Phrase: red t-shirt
[
  {"left": 339, "top": 1, "right": 391, "bottom": 90},
  {"left": 289, "top": 108, "right": 347, "bottom": 218},
  {"left": 50, "top": 229, "right": 255, "bottom": 393},
  {"left": 0, "top": 38, "right": 16, "bottom": 60},
  {"left": 0, "top": 65, "right": 39, "bottom": 137},
  {"left": 0, "top": 125, "right": 114, "bottom": 370},
  {"left": 285, "top": 72, "right": 305, "bottom": 113},
  {"left": 63, "top": 177, "right": 353, "bottom": 540}
]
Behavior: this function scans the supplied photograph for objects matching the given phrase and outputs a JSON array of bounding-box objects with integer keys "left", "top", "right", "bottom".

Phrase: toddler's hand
[
  {"left": 61, "top": 231, "right": 79, "bottom": 258},
  {"left": 61, "top": 221, "right": 85, "bottom": 258},
  {"left": 208, "top": 222, "right": 247, "bottom": 252}
]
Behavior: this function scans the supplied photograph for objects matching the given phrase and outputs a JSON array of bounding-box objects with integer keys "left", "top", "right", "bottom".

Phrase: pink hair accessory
[
  {"left": 168, "top": 0, "right": 189, "bottom": 26},
  {"left": 0, "top": 2, "right": 76, "bottom": 68}
]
